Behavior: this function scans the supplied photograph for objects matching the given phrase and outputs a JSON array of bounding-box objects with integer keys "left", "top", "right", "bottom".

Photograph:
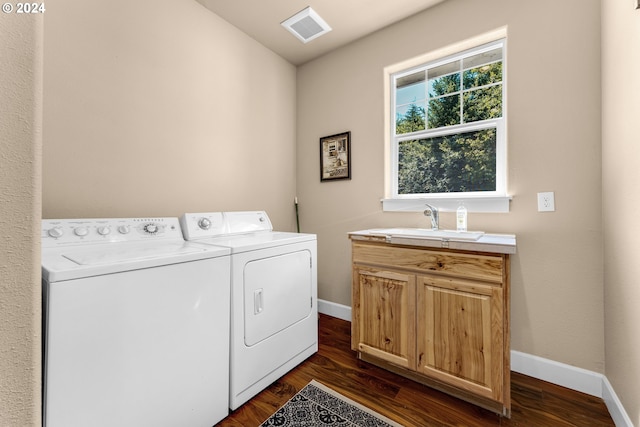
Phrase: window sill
[{"left": 381, "top": 195, "right": 512, "bottom": 213}]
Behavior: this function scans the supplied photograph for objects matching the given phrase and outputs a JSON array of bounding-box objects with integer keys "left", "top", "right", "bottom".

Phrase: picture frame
[{"left": 320, "top": 131, "right": 351, "bottom": 181}]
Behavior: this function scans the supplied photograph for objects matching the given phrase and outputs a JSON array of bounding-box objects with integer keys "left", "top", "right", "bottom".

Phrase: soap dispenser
[{"left": 456, "top": 202, "right": 467, "bottom": 232}]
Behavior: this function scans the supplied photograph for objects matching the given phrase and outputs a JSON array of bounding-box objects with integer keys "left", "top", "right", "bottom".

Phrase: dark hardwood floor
[{"left": 218, "top": 314, "right": 614, "bottom": 427}]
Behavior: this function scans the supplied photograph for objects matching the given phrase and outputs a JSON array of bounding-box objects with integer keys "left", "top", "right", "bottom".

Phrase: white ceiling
[{"left": 195, "top": 0, "right": 447, "bottom": 65}]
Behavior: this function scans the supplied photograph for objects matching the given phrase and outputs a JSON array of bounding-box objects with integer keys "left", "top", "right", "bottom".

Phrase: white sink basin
[{"left": 373, "top": 228, "right": 485, "bottom": 241}]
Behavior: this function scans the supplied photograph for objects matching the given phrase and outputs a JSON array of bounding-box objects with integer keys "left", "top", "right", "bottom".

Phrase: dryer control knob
[
  {"left": 117, "top": 225, "right": 130, "bottom": 234},
  {"left": 97, "top": 226, "right": 111, "bottom": 236},
  {"left": 74, "top": 227, "right": 89, "bottom": 237},
  {"left": 198, "top": 217, "right": 212, "bottom": 230},
  {"left": 47, "top": 227, "right": 64, "bottom": 238}
]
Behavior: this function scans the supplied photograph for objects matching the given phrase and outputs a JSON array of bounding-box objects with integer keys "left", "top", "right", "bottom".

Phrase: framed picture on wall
[{"left": 320, "top": 131, "right": 351, "bottom": 181}]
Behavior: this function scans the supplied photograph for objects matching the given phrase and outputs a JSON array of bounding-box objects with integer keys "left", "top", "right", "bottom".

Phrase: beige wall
[
  {"left": 0, "top": 13, "right": 43, "bottom": 427},
  {"left": 602, "top": 1, "right": 640, "bottom": 425},
  {"left": 43, "top": 0, "right": 298, "bottom": 231},
  {"left": 297, "top": 0, "right": 605, "bottom": 373},
  {"left": 6, "top": 0, "right": 636, "bottom": 423}
]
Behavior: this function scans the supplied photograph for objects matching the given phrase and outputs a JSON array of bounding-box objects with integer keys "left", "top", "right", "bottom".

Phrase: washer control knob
[
  {"left": 117, "top": 225, "right": 130, "bottom": 234},
  {"left": 198, "top": 217, "right": 211, "bottom": 230},
  {"left": 47, "top": 227, "right": 64, "bottom": 238},
  {"left": 74, "top": 227, "right": 89, "bottom": 237},
  {"left": 97, "top": 226, "right": 111, "bottom": 236},
  {"left": 143, "top": 223, "right": 158, "bottom": 234}
]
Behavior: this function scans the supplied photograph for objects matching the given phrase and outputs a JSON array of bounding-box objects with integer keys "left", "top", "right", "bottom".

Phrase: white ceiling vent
[{"left": 281, "top": 7, "right": 332, "bottom": 44}]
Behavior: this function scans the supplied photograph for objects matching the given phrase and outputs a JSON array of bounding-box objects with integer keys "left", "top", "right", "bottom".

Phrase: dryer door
[{"left": 244, "top": 250, "right": 312, "bottom": 346}]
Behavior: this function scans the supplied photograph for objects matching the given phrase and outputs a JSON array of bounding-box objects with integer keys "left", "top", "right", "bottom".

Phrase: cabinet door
[
  {"left": 352, "top": 267, "right": 416, "bottom": 369},
  {"left": 417, "top": 275, "right": 503, "bottom": 401}
]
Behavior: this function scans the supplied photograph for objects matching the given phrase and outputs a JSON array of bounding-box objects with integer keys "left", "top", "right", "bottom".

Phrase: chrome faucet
[{"left": 424, "top": 204, "right": 439, "bottom": 230}]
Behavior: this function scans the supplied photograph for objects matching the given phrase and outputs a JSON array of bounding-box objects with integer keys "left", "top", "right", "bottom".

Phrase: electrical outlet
[{"left": 537, "top": 192, "right": 555, "bottom": 212}]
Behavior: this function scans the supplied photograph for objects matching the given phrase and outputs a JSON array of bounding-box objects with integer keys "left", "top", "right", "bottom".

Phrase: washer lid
[
  {"left": 63, "top": 242, "right": 205, "bottom": 265},
  {"left": 42, "top": 241, "right": 230, "bottom": 282}
]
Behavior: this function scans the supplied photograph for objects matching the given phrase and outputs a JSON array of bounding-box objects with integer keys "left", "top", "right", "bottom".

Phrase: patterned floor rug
[{"left": 260, "top": 380, "right": 404, "bottom": 427}]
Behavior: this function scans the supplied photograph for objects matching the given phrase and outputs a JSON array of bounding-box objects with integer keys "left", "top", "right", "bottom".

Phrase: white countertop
[{"left": 349, "top": 229, "right": 516, "bottom": 255}]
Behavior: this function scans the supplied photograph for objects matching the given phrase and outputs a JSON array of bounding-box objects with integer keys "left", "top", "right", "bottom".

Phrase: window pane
[
  {"left": 428, "top": 94, "right": 460, "bottom": 128},
  {"left": 428, "top": 71, "right": 460, "bottom": 98},
  {"left": 429, "top": 60, "right": 460, "bottom": 79},
  {"left": 463, "top": 47, "right": 502, "bottom": 70},
  {"left": 463, "top": 85, "right": 502, "bottom": 122},
  {"left": 396, "top": 102, "right": 426, "bottom": 134},
  {"left": 396, "top": 72, "right": 426, "bottom": 134},
  {"left": 396, "top": 71, "right": 425, "bottom": 104},
  {"left": 463, "top": 61, "right": 502, "bottom": 90},
  {"left": 397, "top": 128, "right": 497, "bottom": 194}
]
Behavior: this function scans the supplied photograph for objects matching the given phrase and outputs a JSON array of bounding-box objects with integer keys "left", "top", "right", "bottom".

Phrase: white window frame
[{"left": 383, "top": 29, "right": 511, "bottom": 213}]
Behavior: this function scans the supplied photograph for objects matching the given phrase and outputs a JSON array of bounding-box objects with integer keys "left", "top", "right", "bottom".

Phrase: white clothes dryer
[
  {"left": 180, "top": 211, "right": 318, "bottom": 410},
  {"left": 41, "top": 217, "right": 231, "bottom": 427}
]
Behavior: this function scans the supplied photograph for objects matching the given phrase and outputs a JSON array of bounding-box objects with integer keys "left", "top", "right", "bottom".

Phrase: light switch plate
[{"left": 537, "top": 192, "right": 555, "bottom": 212}]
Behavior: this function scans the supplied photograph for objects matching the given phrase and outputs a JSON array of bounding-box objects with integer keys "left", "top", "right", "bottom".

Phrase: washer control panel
[{"left": 42, "top": 217, "right": 183, "bottom": 247}]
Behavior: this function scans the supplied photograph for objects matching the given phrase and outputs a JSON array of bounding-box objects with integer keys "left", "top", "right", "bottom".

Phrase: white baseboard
[
  {"left": 512, "top": 351, "right": 633, "bottom": 427},
  {"left": 510, "top": 350, "right": 603, "bottom": 397},
  {"left": 318, "top": 300, "right": 632, "bottom": 426},
  {"left": 318, "top": 299, "right": 351, "bottom": 321},
  {"left": 602, "top": 376, "right": 635, "bottom": 427}
]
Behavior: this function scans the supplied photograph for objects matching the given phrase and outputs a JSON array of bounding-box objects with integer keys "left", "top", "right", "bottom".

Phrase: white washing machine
[
  {"left": 180, "top": 211, "right": 318, "bottom": 410},
  {"left": 41, "top": 217, "right": 231, "bottom": 427}
]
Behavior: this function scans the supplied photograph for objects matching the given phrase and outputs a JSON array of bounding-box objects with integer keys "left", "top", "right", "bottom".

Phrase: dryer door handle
[{"left": 254, "top": 289, "right": 264, "bottom": 315}]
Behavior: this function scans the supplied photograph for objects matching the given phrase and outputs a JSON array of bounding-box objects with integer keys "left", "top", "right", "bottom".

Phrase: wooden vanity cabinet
[{"left": 351, "top": 239, "right": 511, "bottom": 417}]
